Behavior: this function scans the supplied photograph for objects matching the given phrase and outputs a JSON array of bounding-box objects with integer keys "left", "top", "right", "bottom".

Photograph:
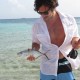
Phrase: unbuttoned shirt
[{"left": 32, "top": 10, "right": 80, "bottom": 76}]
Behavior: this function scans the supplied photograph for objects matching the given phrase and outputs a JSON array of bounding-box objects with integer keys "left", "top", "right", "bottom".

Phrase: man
[{"left": 27, "top": 0, "right": 80, "bottom": 80}]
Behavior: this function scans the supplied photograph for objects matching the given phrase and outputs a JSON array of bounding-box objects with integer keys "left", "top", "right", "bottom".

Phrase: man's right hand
[{"left": 27, "top": 55, "right": 35, "bottom": 61}]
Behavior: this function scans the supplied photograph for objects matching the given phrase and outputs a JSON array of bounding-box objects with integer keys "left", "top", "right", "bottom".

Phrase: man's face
[{"left": 37, "top": 5, "right": 53, "bottom": 21}]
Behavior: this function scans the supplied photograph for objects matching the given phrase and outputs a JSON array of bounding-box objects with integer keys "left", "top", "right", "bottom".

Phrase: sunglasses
[{"left": 37, "top": 9, "right": 50, "bottom": 15}]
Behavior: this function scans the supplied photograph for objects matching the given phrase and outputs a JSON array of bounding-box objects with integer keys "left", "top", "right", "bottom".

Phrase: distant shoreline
[
  {"left": 0, "top": 17, "right": 80, "bottom": 23},
  {"left": 0, "top": 17, "right": 80, "bottom": 20},
  {"left": 0, "top": 18, "right": 39, "bottom": 23},
  {"left": 0, "top": 18, "right": 39, "bottom": 20}
]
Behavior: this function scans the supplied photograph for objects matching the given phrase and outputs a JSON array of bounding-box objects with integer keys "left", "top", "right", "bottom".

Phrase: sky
[{"left": 0, "top": 0, "right": 80, "bottom": 19}]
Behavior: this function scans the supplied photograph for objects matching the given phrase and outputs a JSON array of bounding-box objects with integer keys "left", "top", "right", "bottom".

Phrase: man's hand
[
  {"left": 26, "top": 42, "right": 40, "bottom": 61},
  {"left": 26, "top": 49, "right": 36, "bottom": 61},
  {"left": 71, "top": 37, "right": 80, "bottom": 49},
  {"left": 27, "top": 55, "right": 35, "bottom": 61}
]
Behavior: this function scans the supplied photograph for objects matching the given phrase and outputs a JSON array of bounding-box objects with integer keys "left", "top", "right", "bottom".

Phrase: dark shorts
[{"left": 40, "top": 58, "right": 75, "bottom": 80}]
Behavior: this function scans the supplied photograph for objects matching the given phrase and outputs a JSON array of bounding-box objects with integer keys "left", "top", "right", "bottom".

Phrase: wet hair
[{"left": 34, "top": 0, "right": 59, "bottom": 12}]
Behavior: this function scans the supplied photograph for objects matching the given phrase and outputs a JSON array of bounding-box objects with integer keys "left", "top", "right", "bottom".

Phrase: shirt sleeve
[
  {"left": 32, "top": 23, "right": 40, "bottom": 44},
  {"left": 72, "top": 17, "right": 80, "bottom": 38}
]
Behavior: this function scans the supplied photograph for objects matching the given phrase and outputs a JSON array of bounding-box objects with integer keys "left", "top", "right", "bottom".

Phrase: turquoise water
[
  {"left": 0, "top": 18, "right": 80, "bottom": 80},
  {"left": 0, "top": 23, "right": 32, "bottom": 54},
  {"left": 0, "top": 19, "right": 40, "bottom": 80}
]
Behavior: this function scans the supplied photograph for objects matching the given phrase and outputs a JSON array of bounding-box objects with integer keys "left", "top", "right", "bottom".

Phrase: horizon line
[{"left": 0, "top": 17, "right": 80, "bottom": 20}]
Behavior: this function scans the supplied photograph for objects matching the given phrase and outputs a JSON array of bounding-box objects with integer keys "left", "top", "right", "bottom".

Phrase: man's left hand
[{"left": 71, "top": 37, "right": 80, "bottom": 49}]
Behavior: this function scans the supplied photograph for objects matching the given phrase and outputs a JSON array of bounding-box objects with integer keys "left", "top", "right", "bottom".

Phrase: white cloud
[
  {"left": 0, "top": 0, "right": 80, "bottom": 19},
  {"left": 8, "top": 0, "right": 26, "bottom": 10}
]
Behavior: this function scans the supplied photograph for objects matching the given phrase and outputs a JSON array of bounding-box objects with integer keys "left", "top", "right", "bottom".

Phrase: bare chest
[{"left": 47, "top": 21, "right": 65, "bottom": 47}]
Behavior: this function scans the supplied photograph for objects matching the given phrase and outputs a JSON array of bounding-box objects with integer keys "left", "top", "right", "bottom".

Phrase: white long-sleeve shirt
[{"left": 32, "top": 10, "right": 80, "bottom": 76}]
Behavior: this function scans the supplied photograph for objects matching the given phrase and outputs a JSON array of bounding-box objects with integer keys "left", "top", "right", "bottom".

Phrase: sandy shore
[
  {"left": 73, "top": 55, "right": 80, "bottom": 80},
  {"left": 73, "top": 68, "right": 80, "bottom": 80}
]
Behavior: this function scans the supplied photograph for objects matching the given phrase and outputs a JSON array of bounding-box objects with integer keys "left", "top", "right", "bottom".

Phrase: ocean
[{"left": 0, "top": 18, "right": 80, "bottom": 80}]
